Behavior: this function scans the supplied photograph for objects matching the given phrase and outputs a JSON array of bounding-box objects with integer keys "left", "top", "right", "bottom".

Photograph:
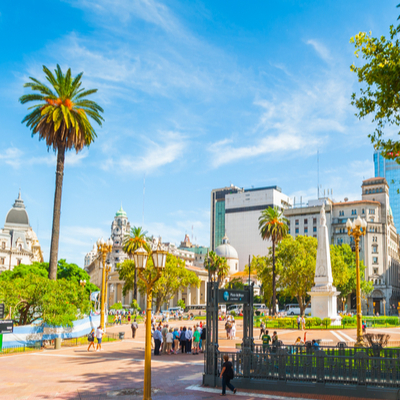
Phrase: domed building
[
  {"left": 0, "top": 191, "right": 43, "bottom": 272},
  {"left": 215, "top": 234, "right": 239, "bottom": 275}
]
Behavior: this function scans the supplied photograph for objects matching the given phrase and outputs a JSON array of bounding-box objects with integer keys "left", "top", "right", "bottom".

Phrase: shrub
[
  {"left": 110, "top": 302, "right": 123, "bottom": 310},
  {"left": 322, "top": 318, "right": 331, "bottom": 327},
  {"left": 314, "top": 317, "right": 322, "bottom": 326}
]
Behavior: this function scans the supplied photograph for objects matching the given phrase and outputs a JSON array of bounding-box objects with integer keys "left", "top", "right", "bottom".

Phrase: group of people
[
  {"left": 87, "top": 325, "right": 104, "bottom": 352},
  {"left": 152, "top": 322, "right": 207, "bottom": 356},
  {"left": 224, "top": 318, "right": 237, "bottom": 339}
]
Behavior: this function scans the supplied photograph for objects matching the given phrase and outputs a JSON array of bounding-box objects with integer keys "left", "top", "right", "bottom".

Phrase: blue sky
[{"left": 0, "top": 1, "right": 398, "bottom": 267}]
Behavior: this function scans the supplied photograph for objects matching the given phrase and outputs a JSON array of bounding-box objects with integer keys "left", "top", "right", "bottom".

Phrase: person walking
[
  {"left": 261, "top": 330, "right": 271, "bottom": 354},
  {"left": 301, "top": 315, "right": 306, "bottom": 331},
  {"left": 180, "top": 327, "right": 187, "bottom": 354},
  {"left": 162, "top": 324, "right": 169, "bottom": 354},
  {"left": 96, "top": 325, "right": 104, "bottom": 351},
  {"left": 186, "top": 327, "right": 193, "bottom": 354},
  {"left": 220, "top": 354, "right": 237, "bottom": 396},
  {"left": 201, "top": 325, "right": 206, "bottom": 353},
  {"left": 87, "top": 328, "right": 96, "bottom": 352},
  {"left": 166, "top": 328, "right": 174, "bottom": 355},
  {"left": 231, "top": 321, "right": 236, "bottom": 340},
  {"left": 173, "top": 327, "right": 180, "bottom": 354},
  {"left": 118, "top": 314, "right": 122, "bottom": 325},
  {"left": 153, "top": 326, "right": 162, "bottom": 355},
  {"left": 259, "top": 321, "right": 265, "bottom": 339},
  {"left": 131, "top": 318, "right": 138, "bottom": 338},
  {"left": 297, "top": 315, "right": 301, "bottom": 330},
  {"left": 193, "top": 326, "right": 200, "bottom": 355}
]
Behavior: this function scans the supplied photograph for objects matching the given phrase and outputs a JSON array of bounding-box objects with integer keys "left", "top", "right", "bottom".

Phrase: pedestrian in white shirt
[
  {"left": 230, "top": 321, "right": 236, "bottom": 340},
  {"left": 96, "top": 326, "right": 104, "bottom": 351},
  {"left": 186, "top": 327, "right": 193, "bottom": 354},
  {"left": 166, "top": 328, "right": 173, "bottom": 355}
]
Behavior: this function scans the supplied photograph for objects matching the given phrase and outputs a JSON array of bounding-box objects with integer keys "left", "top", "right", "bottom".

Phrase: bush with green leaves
[
  {"left": 177, "top": 299, "right": 186, "bottom": 310},
  {"left": 130, "top": 299, "right": 141, "bottom": 314},
  {"left": 110, "top": 302, "right": 123, "bottom": 310},
  {"left": 322, "top": 318, "right": 331, "bottom": 327}
]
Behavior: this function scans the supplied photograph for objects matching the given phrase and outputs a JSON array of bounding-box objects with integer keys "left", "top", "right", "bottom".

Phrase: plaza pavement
[{"left": 0, "top": 320, "right": 399, "bottom": 400}]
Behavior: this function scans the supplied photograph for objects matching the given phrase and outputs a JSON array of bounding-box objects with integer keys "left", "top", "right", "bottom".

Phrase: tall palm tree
[
  {"left": 258, "top": 206, "right": 289, "bottom": 315},
  {"left": 123, "top": 226, "right": 151, "bottom": 300},
  {"left": 204, "top": 250, "right": 229, "bottom": 287},
  {"left": 20, "top": 65, "right": 104, "bottom": 280}
]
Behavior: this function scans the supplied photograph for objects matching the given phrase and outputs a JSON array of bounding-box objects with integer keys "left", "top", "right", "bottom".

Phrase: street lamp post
[
  {"left": 341, "top": 297, "right": 346, "bottom": 313},
  {"left": 104, "top": 265, "right": 112, "bottom": 316},
  {"left": 97, "top": 238, "right": 113, "bottom": 330},
  {"left": 346, "top": 216, "right": 367, "bottom": 347},
  {"left": 134, "top": 242, "right": 167, "bottom": 400}
]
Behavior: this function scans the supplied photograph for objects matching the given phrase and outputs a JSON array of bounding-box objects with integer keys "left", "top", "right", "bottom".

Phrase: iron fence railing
[{"left": 206, "top": 345, "right": 400, "bottom": 388}]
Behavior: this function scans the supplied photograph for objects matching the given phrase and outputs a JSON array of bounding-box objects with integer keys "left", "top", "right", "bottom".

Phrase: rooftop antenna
[
  {"left": 142, "top": 175, "right": 145, "bottom": 227},
  {"left": 317, "top": 150, "right": 320, "bottom": 199}
]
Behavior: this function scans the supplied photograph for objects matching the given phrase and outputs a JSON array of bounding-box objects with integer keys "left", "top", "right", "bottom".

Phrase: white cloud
[
  {"left": 102, "top": 131, "right": 186, "bottom": 174},
  {"left": 306, "top": 39, "right": 331, "bottom": 62},
  {"left": 0, "top": 147, "right": 24, "bottom": 168}
]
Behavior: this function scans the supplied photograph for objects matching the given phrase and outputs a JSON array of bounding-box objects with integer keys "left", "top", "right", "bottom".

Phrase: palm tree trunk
[
  {"left": 48, "top": 144, "right": 65, "bottom": 280},
  {"left": 272, "top": 241, "right": 276, "bottom": 316},
  {"left": 133, "top": 269, "right": 137, "bottom": 300}
]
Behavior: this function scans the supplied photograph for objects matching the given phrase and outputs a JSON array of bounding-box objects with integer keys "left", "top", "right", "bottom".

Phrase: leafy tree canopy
[
  {"left": 116, "top": 259, "right": 136, "bottom": 297},
  {"left": 138, "top": 254, "right": 200, "bottom": 312},
  {"left": 204, "top": 250, "right": 230, "bottom": 286},
  {"left": 350, "top": 9, "right": 400, "bottom": 156}
]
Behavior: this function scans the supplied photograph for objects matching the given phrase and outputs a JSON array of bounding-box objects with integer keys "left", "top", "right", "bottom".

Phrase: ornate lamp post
[
  {"left": 346, "top": 216, "right": 367, "bottom": 347},
  {"left": 79, "top": 280, "right": 86, "bottom": 288},
  {"left": 134, "top": 242, "right": 167, "bottom": 400},
  {"left": 341, "top": 297, "right": 346, "bottom": 313},
  {"left": 97, "top": 237, "right": 113, "bottom": 330},
  {"left": 104, "top": 265, "right": 112, "bottom": 316}
]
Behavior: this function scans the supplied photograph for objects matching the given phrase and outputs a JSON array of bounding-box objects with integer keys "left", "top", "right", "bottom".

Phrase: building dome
[
  {"left": 5, "top": 191, "right": 29, "bottom": 227},
  {"left": 215, "top": 235, "right": 238, "bottom": 260},
  {"left": 115, "top": 205, "right": 127, "bottom": 218}
]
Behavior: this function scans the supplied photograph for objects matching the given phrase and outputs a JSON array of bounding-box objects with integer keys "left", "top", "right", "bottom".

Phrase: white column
[
  {"left": 197, "top": 286, "right": 200, "bottom": 305},
  {"left": 187, "top": 286, "right": 191, "bottom": 306},
  {"left": 129, "top": 290, "right": 133, "bottom": 304},
  {"left": 178, "top": 290, "right": 182, "bottom": 301}
]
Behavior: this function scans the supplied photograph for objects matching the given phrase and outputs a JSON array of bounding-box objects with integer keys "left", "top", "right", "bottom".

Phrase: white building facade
[
  {"left": 0, "top": 191, "right": 43, "bottom": 272},
  {"left": 224, "top": 186, "right": 292, "bottom": 271},
  {"left": 284, "top": 178, "right": 400, "bottom": 316}
]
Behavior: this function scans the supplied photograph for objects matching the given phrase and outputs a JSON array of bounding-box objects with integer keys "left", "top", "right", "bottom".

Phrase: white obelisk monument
[{"left": 308, "top": 203, "right": 341, "bottom": 323}]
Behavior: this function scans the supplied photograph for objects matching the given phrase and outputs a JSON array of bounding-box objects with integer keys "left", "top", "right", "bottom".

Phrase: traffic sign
[
  {"left": 0, "top": 303, "right": 4, "bottom": 319},
  {"left": 0, "top": 320, "right": 13, "bottom": 334},
  {"left": 218, "top": 289, "right": 249, "bottom": 304}
]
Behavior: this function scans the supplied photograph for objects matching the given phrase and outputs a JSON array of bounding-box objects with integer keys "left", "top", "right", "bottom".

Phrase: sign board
[
  {"left": 218, "top": 289, "right": 249, "bottom": 304},
  {"left": 0, "top": 320, "right": 13, "bottom": 334},
  {"left": 0, "top": 303, "right": 4, "bottom": 319}
]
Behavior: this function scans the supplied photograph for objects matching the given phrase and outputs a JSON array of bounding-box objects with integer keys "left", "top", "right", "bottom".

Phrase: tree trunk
[
  {"left": 272, "top": 241, "right": 276, "bottom": 316},
  {"left": 49, "top": 145, "right": 65, "bottom": 280},
  {"left": 133, "top": 268, "right": 137, "bottom": 300}
]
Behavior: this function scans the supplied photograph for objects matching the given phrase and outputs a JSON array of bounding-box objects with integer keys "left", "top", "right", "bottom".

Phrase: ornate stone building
[{"left": 0, "top": 191, "right": 43, "bottom": 272}]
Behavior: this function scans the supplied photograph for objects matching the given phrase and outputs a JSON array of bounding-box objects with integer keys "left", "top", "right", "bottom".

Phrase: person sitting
[{"left": 312, "top": 339, "right": 320, "bottom": 350}]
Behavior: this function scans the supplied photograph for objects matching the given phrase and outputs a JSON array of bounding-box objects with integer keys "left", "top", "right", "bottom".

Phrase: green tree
[
  {"left": 122, "top": 226, "right": 150, "bottom": 300},
  {"left": 130, "top": 299, "right": 141, "bottom": 314},
  {"left": 331, "top": 244, "right": 373, "bottom": 298},
  {"left": 350, "top": 10, "right": 400, "bottom": 156},
  {"left": 19, "top": 65, "right": 104, "bottom": 280},
  {"left": 252, "top": 255, "right": 273, "bottom": 309},
  {"left": 137, "top": 254, "right": 200, "bottom": 312},
  {"left": 177, "top": 299, "right": 186, "bottom": 310},
  {"left": 276, "top": 235, "right": 317, "bottom": 316},
  {"left": 0, "top": 274, "right": 90, "bottom": 326},
  {"left": 204, "top": 250, "right": 230, "bottom": 287},
  {"left": 225, "top": 277, "right": 244, "bottom": 290},
  {"left": 258, "top": 206, "right": 289, "bottom": 315},
  {"left": 116, "top": 259, "right": 136, "bottom": 297}
]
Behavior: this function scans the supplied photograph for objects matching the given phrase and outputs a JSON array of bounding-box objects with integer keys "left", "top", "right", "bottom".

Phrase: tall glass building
[{"left": 374, "top": 150, "right": 400, "bottom": 230}]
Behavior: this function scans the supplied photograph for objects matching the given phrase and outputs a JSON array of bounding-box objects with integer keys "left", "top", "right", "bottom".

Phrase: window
[
  {"left": 313, "top": 218, "right": 317, "bottom": 225},
  {"left": 369, "top": 209, "right": 375, "bottom": 215},
  {"left": 0, "top": 258, "right": 4, "bottom": 265},
  {"left": 304, "top": 227, "right": 308, "bottom": 233},
  {"left": 17, "top": 259, "right": 22, "bottom": 266},
  {"left": 313, "top": 235, "right": 317, "bottom": 238},
  {"left": 373, "top": 257, "right": 378, "bottom": 264},
  {"left": 295, "top": 228, "right": 299, "bottom": 234},
  {"left": 313, "top": 227, "right": 317, "bottom": 233},
  {"left": 372, "top": 246, "right": 378, "bottom": 254},
  {"left": 1, "top": 242, "right": 5, "bottom": 249},
  {"left": 373, "top": 267, "right": 378, "bottom": 274},
  {"left": 304, "top": 219, "right": 308, "bottom": 225},
  {"left": 362, "top": 209, "right": 365, "bottom": 214},
  {"left": 295, "top": 219, "right": 299, "bottom": 226},
  {"left": 18, "top": 244, "right": 22, "bottom": 251},
  {"left": 339, "top": 211, "right": 344, "bottom": 217},
  {"left": 351, "top": 209, "right": 357, "bottom": 215}
]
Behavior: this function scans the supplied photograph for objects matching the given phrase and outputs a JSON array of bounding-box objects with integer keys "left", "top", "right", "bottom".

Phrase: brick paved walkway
[{"left": 0, "top": 321, "right": 398, "bottom": 399}]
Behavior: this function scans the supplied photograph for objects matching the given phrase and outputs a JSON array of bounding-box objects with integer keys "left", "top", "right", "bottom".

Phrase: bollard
[{"left": 55, "top": 337, "right": 61, "bottom": 349}]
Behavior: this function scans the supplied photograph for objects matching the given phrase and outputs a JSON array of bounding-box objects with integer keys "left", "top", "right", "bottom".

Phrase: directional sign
[
  {"left": 0, "top": 303, "right": 4, "bottom": 319},
  {"left": 218, "top": 289, "right": 249, "bottom": 304},
  {"left": 0, "top": 320, "right": 13, "bottom": 334}
]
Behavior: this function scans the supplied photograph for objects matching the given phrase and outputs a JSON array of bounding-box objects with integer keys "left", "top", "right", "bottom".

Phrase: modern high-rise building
[
  {"left": 210, "top": 185, "right": 243, "bottom": 251},
  {"left": 374, "top": 150, "right": 400, "bottom": 230},
  {"left": 210, "top": 184, "right": 292, "bottom": 270}
]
